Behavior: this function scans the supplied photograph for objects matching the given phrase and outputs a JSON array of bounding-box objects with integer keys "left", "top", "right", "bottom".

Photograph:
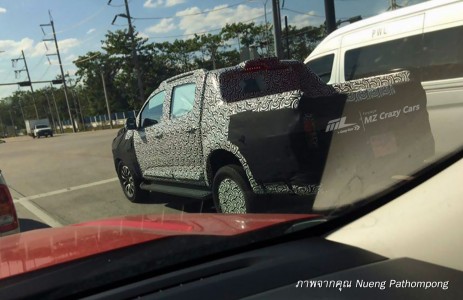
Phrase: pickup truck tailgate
[{"left": 228, "top": 73, "right": 434, "bottom": 199}]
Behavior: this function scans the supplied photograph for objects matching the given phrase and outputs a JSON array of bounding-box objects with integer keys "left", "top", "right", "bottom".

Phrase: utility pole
[
  {"left": 284, "top": 16, "right": 290, "bottom": 59},
  {"left": 11, "top": 51, "right": 39, "bottom": 119},
  {"left": 72, "top": 88, "right": 86, "bottom": 131},
  {"left": 8, "top": 110, "right": 16, "bottom": 137},
  {"left": 41, "top": 11, "right": 76, "bottom": 133},
  {"left": 18, "top": 99, "right": 25, "bottom": 123},
  {"left": 50, "top": 83, "right": 64, "bottom": 133},
  {"left": 324, "top": 0, "right": 337, "bottom": 34},
  {"left": 271, "top": 0, "right": 283, "bottom": 59},
  {"left": 109, "top": 0, "right": 145, "bottom": 105},
  {"left": 263, "top": 0, "right": 270, "bottom": 57},
  {"left": 68, "top": 75, "right": 85, "bottom": 131},
  {"left": 388, "top": 0, "right": 402, "bottom": 10},
  {"left": 44, "top": 93, "right": 56, "bottom": 131},
  {"left": 101, "top": 72, "right": 113, "bottom": 129}
]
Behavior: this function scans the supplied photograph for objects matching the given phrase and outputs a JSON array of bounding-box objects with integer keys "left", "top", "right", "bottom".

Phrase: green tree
[{"left": 283, "top": 24, "right": 325, "bottom": 61}]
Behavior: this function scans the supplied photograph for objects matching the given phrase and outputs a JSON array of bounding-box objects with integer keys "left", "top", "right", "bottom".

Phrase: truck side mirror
[
  {"left": 125, "top": 117, "right": 137, "bottom": 130},
  {"left": 142, "top": 118, "right": 158, "bottom": 128}
]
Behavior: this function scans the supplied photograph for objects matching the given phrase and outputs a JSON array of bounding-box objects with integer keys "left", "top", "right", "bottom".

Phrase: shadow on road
[
  {"left": 137, "top": 192, "right": 216, "bottom": 213},
  {"left": 137, "top": 191, "right": 315, "bottom": 214},
  {"left": 19, "top": 218, "right": 51, "bottom": 232}
]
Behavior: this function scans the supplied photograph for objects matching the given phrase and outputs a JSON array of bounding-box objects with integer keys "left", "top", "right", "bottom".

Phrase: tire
[
  {"left": 212, "top": 165, "right": 255, "bottom": 213},
  {"left": 117, "top": 161, "right": 147, "bottom": 203}
]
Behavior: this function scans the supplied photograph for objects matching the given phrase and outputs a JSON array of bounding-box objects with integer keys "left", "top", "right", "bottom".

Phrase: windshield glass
[{"left": 0, "top": 0, "right": 462, "bottom": 283}]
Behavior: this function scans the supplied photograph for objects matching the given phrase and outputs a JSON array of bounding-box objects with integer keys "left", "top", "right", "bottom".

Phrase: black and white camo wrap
[
  {"left": 200, "top": 60, "right": 337, "bottom": 193},
  {"left": 333, "top": 71, "right": 410, "bottom": 93},
  {"left": 133, "top": 70, "right": 206, "bottom": 181},
  {"left": 217, "top": 178, "right": 247, "bottom": 213},
  {"left": 127, "top": 60, "right": 410, "bottom": 196}
]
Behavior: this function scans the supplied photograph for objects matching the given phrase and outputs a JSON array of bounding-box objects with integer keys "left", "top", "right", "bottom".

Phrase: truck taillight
[
  {"left": 0, "top": 184, "right": 18, "bottom": 233},
  {"left": 243, "top": 57, "right": 286, "bottom": 73},
  {"left": 303, "top": 114, "right": 318, "bottom": 147}
]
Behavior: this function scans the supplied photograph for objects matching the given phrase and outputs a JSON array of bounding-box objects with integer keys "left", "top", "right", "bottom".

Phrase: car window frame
[
  {"left": 169, "top": 82, "right": 197, "bottom": 120},
  {"left": 306, "top": 53, "right": 335, "bottom": 83},
  {"left": 138, "top": 90, "right": 166, "bottom": 128}
]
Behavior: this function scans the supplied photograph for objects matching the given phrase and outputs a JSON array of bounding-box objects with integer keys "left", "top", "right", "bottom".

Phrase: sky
[{"left": 0, "top": 0, "right": 426, "bottom": 99}]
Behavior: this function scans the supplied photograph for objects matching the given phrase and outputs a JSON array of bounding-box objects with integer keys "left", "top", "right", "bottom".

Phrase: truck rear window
[{"left": 219, "top": 64, "right": 307, "bottom": 102}]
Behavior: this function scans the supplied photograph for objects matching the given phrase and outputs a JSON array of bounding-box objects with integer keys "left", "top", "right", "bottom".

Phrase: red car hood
[{"left": 0, "top": 213, "right": 318, "bottom": 280}]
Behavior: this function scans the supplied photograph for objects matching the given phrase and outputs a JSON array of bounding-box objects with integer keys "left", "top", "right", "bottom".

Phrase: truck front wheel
[
  {"left": 117, "top": 161, "right": 147, "bottom": 203},
  {"left": 212, "top": 165, "right": 255, "bottom": 213}
]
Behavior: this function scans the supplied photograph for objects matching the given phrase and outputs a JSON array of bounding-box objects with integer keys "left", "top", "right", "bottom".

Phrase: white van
[{"left": 304, "top": 0, "right": 463, "bottom": 155}]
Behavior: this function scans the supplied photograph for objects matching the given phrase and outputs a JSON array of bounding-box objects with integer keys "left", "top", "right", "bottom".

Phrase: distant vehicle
[
  {"left": 0, "top": 171, "right": 19, "bottom": 237},
  {"left": 304, "top": 0, "right": 463, "bottom": 154},
  {"left": 112, "top": 57, "right": 434, "bottom": 213},
  {"left": 25, "top": 119, "right": 53, "bottom": 138}
]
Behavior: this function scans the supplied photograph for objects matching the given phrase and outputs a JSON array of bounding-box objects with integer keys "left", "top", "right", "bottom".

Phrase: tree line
[{"left": 0, "top": 21, "right": 324, "bottom": 133}]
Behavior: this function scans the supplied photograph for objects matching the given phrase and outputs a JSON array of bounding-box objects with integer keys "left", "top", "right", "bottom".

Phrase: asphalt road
[{"left": 1, "top": 129, "right": 214, "bottom": 231}]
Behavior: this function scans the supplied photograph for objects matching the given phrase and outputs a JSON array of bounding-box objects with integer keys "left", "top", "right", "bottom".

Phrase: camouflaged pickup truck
[{"left": 112, "top": 58, "right": 434, "bottom": 213}]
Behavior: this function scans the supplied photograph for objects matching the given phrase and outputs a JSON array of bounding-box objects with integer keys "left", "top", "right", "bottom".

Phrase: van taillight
[{"left": 0, "top": 184, "right": 18, "bottom": 233}]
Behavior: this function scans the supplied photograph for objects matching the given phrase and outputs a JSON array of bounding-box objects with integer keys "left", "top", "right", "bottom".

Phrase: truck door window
[
  {"left": 306, "top": 54, "right": 334, "bottom": 83},
  {"left": 170, "top": 83, "right": 196, "bottom": 119},
  {"left": 140, "top": 91, "right": 165, "bottom": 128}
]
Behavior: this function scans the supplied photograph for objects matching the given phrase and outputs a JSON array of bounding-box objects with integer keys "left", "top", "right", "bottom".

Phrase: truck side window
[
  {"left": 422, "top": 25, "right": 463, "bottom": 81},
  {"left": 171, "top": 83, "right": 196, "bottom": 119},
  {"left": 140, "top": 91, "right": 165, "bottom": 128},
  {"left": 306, "top": 54, "right": 334, "bottom": 83},
  {"left": 344, "top": 35, "right": 422, "bottom": 81}
]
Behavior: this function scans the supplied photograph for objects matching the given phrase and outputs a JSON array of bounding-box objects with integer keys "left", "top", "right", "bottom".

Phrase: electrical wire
[
  {"left": 133, "top": 0, "right": 252, "bottom": 20},
  {"left": 44, "top": 5, "right": 107, "bottom": 36},
  {"left": 146, "top": 14, "right": 265, "bottom": 39},
  {"left": 37, "top": 64, "right": 52, "bottom": 81},
  {"left": 281, "top": 7, "right": 326, "bottom": 18},
  {"left": 108, "top": 0, "right": 129, "bottom": 7},
  {"left": 71, "top": 52, "right": 101, "bottom": 64}
]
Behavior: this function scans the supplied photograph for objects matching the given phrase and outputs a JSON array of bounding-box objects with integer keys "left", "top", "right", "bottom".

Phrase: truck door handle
[{"left": 185, "top": 127, "right": 197, "bottom": 133}]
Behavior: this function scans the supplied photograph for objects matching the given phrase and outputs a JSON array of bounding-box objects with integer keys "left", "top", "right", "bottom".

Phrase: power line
[
  {"left": 72, "top": 52, "right": 101, "bottom": 64},
  {"left": 132, "top": 0, "right": 252, "bottom": 20},
  {"left": 146, "top": 14, "right": 266, "bottom": 39},
  {"left": 109, "top": 0, "right": 132, "bottom": 7},
  {"left": 281, "top": 7, "right": 326, "bottom": 18},
  {"left": 38, "top": 64, "right": 52, "bottom": 81},
  {"left": 45, "top": 5, "right": 107, "bottom": 35}
]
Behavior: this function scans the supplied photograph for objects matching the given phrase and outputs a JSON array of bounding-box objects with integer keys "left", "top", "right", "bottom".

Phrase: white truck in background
[{"left": 25, "top": 119, "right": 53, "bottom": 138}]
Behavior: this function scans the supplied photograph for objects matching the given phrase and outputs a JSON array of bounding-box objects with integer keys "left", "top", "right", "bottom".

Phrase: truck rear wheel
[{"left": 212, "top": 165, "right": 255, "bottom": 213}]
